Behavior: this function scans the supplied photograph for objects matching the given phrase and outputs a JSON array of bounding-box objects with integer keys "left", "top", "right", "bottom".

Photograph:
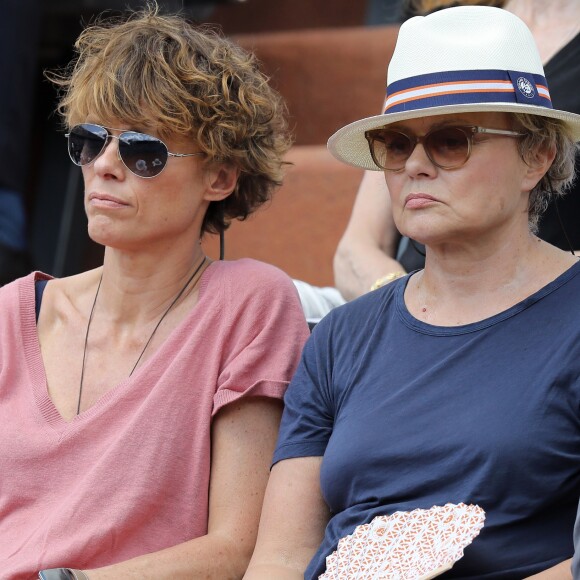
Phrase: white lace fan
[{"left": 319, "top": 502, "right": 485, "bottom": 579}]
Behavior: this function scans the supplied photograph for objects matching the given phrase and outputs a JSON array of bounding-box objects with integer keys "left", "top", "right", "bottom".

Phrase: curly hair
[
  {"left": 47, "top": 1, "right": 292, "bottom": 235},
  {"left": 511, "top": 113, "right": 578, "bottom": 232}
]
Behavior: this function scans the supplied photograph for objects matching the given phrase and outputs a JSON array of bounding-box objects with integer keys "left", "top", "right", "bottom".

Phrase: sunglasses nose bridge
[
  {"left": 113, "top": 136, "right": 123, "bottom": 163},
  {"left": 86, "top": 131, "right": 125, "bottom": 172},
  {"left": 405, "top": 134, "right": 435, "bottom": 168},
  {"left": 99, "top": 133, "right": 123, "bottom": 162}
]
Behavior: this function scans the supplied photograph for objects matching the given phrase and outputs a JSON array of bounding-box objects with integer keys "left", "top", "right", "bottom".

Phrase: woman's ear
[
  {"left": 521, "top": 144, "right": 556, "bottom": 192},
  {"left": 203, "top": 163, "right": 241, "bottom": 202}
]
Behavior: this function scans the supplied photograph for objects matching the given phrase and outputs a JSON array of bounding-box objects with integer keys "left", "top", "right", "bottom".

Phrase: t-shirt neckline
[
  {"left": 25, "top": 263, "right": 221, "bottom": 430},
  {"left": 396, "top": 260, "right": 580, "bottom": 336}
]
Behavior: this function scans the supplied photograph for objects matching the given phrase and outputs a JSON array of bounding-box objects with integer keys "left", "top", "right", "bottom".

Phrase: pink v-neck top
[{"left": 0, "top": 259, "right": 309, "bottom": 579}]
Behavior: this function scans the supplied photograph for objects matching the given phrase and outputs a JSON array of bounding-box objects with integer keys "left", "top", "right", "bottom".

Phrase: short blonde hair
[
  {"left": 48, "top": 2, "right": 291, "bottom": 235},
  {"left": 512, "top": 113, "right": 578, "bottom": 232}
]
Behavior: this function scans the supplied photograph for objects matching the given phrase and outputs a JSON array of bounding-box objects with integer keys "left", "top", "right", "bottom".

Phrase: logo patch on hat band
[{"left": 516, "top": 77, "right": 535, "bottom": 99}]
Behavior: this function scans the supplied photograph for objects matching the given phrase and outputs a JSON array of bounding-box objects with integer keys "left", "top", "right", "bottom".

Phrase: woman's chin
[
  {"left": 397, "top": 214, "right": 466, "bottom": 248},
  {"left": 87, "top": 224, "right": 126, "bottom": 250},
  {"left": 397, "top": 226, "right": 438, "bottom": 247}
]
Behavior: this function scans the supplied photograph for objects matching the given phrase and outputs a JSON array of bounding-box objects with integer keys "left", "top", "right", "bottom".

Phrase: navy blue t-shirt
[{"left": 274, "top": 261, "right": 580, "bottom": 579}]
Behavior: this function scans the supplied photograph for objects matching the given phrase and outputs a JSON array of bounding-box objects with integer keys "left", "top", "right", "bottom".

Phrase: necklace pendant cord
[{"left": 77, "top": 256, "right": 208, "bottom": 415}]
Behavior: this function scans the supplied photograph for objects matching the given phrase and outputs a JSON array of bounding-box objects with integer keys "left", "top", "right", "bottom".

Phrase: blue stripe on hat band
[{"left": 384, "top": 69, "right": 552, "bottom": 114}]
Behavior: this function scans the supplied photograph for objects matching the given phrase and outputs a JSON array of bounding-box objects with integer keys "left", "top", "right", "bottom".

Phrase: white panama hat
[{"left": 328, "top": 5, "right": 580, "bottom": 171}]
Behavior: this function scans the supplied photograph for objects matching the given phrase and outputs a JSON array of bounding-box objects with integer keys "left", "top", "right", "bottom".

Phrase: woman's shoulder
[
  {"left": 208, "top": 258, "right": 298, "bottom": 293},
  {"left": 204, "top": 258, "right": 309, "bottom": 334},
  {"left": 0, "top": 270, "right": 53, "bottom": 302},
  {"left": 212, "top": 257, "right": 289, "bottom": 276},
  {"left": 0, "top": 272, "right": 32, "bottom": 310},
  {"left": 316, "top": 275, "right": 404, "bottom": 334},
  {"left": 344, "top": 274, "right": 404, "bottom": 313},
  {"left": 0, "top": 272, "right": 54, "bottom": 333},
  {"left": 41, "top": 268, "right": 96, "bottom": 299},
  {"left": 34, "top": 268, "right": 100, "bottom": 324}
]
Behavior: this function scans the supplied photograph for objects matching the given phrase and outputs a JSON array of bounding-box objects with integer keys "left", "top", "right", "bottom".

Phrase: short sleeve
[
  {"left": 212, "top": 261, "right": 310, "bottom": 416},
  {"left": 273, "top": 316, "right": 336, "bottom": 464}
]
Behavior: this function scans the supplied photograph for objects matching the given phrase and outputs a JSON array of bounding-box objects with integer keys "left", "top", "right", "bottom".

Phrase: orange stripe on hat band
[{"left": 383, "top": 70, "right": 553, "bottom": 114}]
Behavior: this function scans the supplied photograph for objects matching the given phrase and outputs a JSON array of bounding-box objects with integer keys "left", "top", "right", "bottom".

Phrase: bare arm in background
[{"left": 333, "top": 170, "right": 405, "bottom": 300}]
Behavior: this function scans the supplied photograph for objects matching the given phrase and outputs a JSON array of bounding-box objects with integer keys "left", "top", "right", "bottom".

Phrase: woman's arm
[
  {"left": 243, "top": 456, "right": 330, "bottom": 579},
  {"left": 82, "top": 396, "right": 283, "bottom": 579},
  {"left": 333, "top": 169, "right": 405, "bottom": 300},
  {"left": 524, "top": 558, "right": 572, "bottom": 580}
]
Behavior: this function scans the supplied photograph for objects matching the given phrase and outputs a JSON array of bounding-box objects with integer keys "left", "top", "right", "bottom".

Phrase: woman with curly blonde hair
[{"left": 0, "top": 3, "right": 309, "bottom": 579}]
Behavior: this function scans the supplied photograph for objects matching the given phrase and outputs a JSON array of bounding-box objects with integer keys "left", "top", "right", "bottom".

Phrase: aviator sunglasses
[
  {"left": 365, "top": 125, "right": 523, "bottom": 172},
  {"left": 66, "top": 123, "right": 204, "bottom": 178}
]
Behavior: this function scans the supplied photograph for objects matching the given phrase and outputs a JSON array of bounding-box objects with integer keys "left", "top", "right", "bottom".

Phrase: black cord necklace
[{"left": 77, "top": 256, "right": 207, "bottom": 415}]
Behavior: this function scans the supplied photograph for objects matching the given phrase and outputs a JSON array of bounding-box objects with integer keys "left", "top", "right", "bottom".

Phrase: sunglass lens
[
  {"left": 368, "top": 130, "right": 413, "bottom": 171},
  {"left": 118, "top": 132, "right": 168, "bottom": 177},
  {"left": 68, "top": 124, "right": 108, "bottom": 166},
  {"left": 381, "top": 131, "right": 414, "bottom": 170},
  {"left": 426, "top": 127, "right": 469, "bottom": 168}
]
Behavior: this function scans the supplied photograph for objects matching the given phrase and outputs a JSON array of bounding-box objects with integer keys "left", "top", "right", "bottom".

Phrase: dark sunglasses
[
  {"left": 66, "top": 123, "right": 204, "bottom": 178},
  {"left": 365, "top": 125, "right": 523, "bottom": 172}
]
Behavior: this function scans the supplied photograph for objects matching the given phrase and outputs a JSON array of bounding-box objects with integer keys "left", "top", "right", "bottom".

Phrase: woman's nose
[
  {"left": 403, "top": 140, "right": 436, "bottom": 176},
  {"left": 92, "top": 136, "right": 124, "bottom": 176}
]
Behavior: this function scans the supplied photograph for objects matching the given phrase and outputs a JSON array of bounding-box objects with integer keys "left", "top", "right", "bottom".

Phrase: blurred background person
[{"left": 0, "top": 0, "right": 40, "bottom": 285}]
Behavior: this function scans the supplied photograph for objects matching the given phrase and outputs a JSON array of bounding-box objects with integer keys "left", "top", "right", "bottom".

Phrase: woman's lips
[
  {"left": 404, "top": 193, "right": 438, "bottom": 209},
  {"left": 88, "top": 192, "right": 129, "bottom": 208}
]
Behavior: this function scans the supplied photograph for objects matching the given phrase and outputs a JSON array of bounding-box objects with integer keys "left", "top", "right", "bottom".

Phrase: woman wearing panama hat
[
  {"left": 245, "top": 5, "right": 580, "bottom": 580},
  {"left": 334, "top": 0, "right": 580, "bottom": 303}
]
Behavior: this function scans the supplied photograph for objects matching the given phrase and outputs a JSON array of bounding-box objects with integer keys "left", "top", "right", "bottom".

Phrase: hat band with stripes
[{"left": 384, "top": 69, "right": 552, "bottom": 115}]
